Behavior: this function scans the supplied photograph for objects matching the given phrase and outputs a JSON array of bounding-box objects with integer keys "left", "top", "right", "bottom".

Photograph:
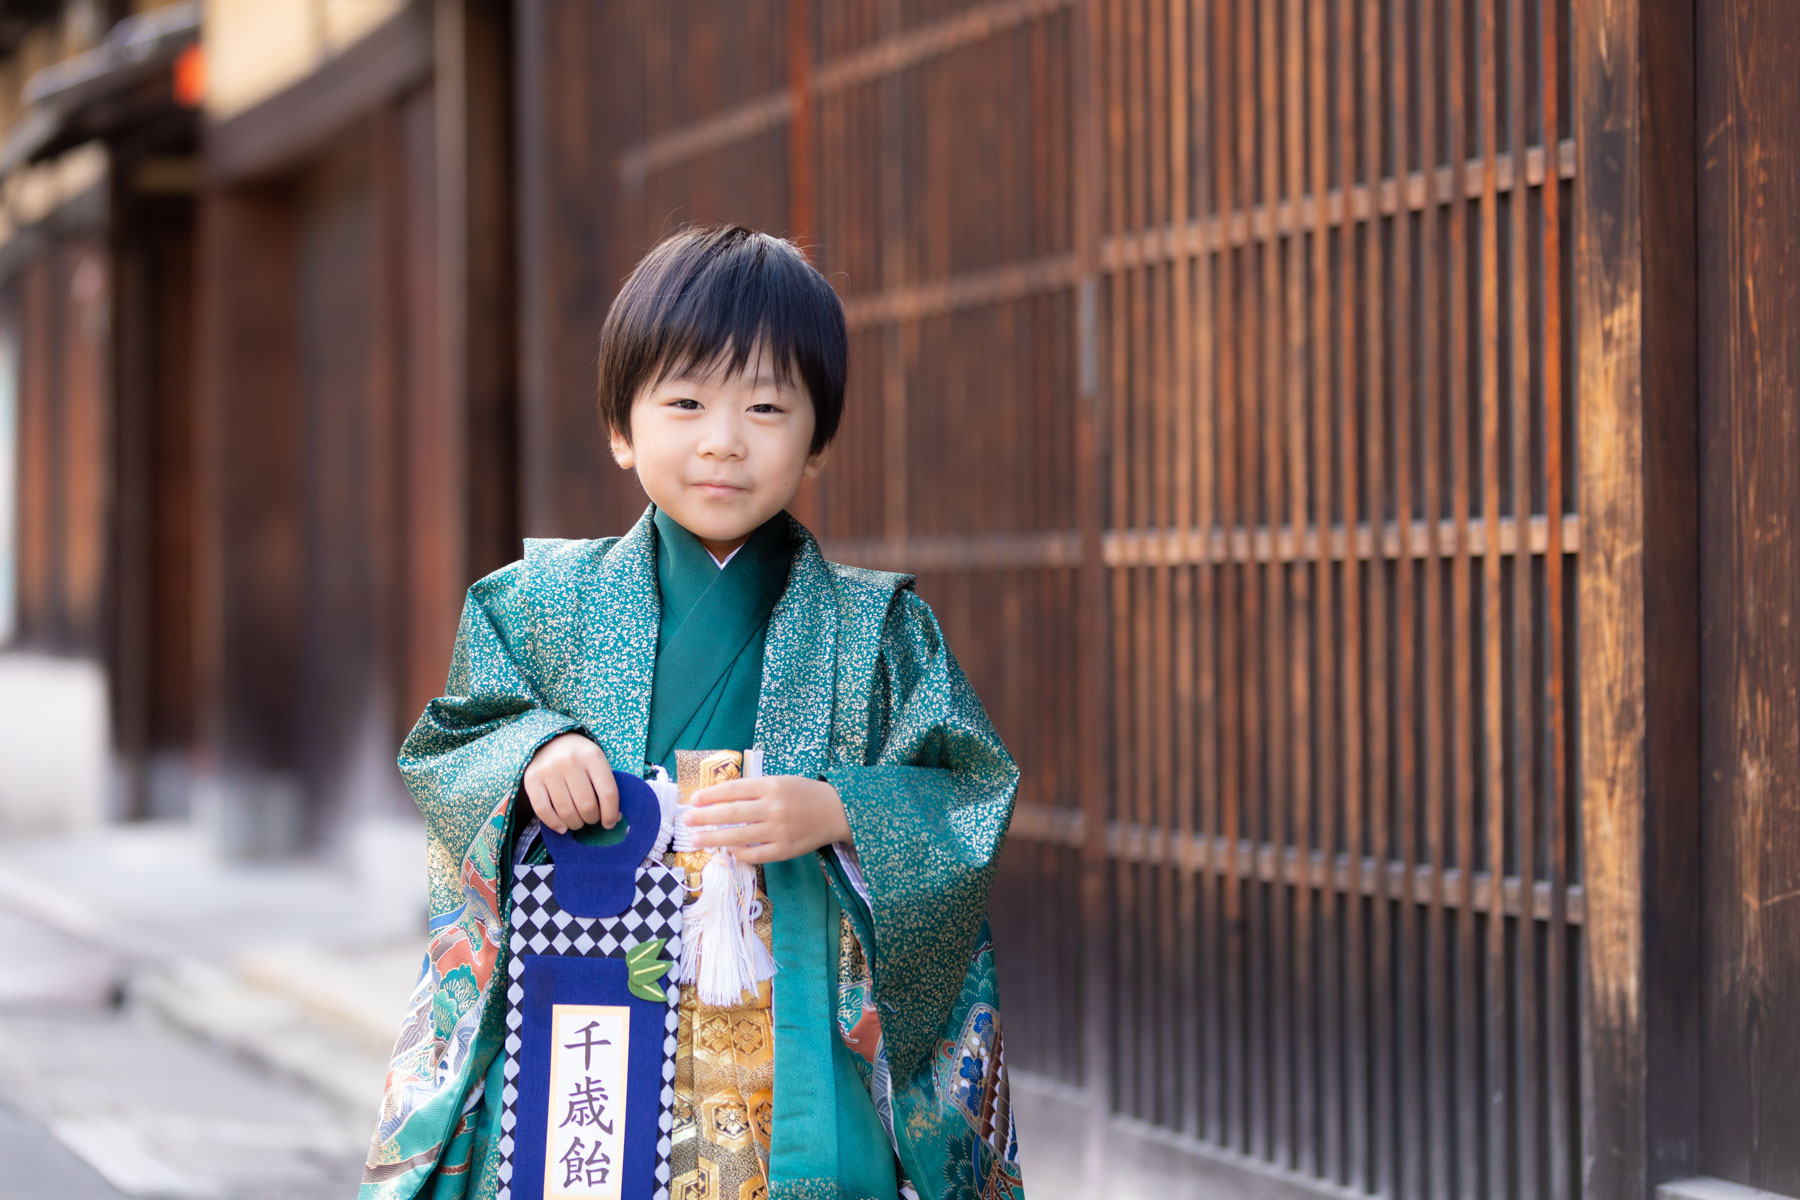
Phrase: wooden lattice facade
[{"left": 514, "top": 1, "right": 1597, "bottom": 1195}]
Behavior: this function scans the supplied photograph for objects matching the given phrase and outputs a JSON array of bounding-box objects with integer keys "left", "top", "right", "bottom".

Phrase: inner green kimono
[
  {"left": 643, "top": 506, "right": 896, "bottom": 1198},
  {"left": 361, "top": 503, "right": 1026, "bottom": 1200},
  {"left": 643, "top": 506, "right": 784, "bottom": 775}
]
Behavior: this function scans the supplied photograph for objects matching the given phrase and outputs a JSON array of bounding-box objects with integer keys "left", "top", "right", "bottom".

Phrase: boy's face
[{"left": 610, "top": 344, "right": 828, "bottom": 557}]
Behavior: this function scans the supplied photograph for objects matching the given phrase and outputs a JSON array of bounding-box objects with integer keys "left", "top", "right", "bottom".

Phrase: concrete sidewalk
[{"left": 0, "top": 819, "right": 421, "bottom": 1119}]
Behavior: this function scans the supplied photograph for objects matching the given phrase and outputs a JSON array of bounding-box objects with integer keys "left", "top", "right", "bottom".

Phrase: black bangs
[{"left": 597, "top": 224, "right": 847, "bottom": 454}]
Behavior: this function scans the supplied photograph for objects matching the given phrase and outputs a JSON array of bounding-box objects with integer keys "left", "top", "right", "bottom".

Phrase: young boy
[{"left": 362, "top": 225, "right": 1025, "bottom": 1200}]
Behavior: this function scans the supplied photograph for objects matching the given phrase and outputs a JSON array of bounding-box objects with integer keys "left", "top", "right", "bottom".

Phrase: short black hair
[{"left": 598, "top": 224, "right": 847, "bottom": 455}]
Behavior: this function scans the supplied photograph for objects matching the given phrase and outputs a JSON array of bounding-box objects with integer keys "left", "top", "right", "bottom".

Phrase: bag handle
[{"left": 537, "top": 770, "right": 661, "bottom": 917}]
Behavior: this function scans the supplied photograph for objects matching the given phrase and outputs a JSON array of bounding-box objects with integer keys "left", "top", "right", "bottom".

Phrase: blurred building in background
[
  {"left": 0, "top": 2, "right": 1797, "bottom": 1199},
  {"left": 0, "top": 0, "right": 197, "bottom": 830}
]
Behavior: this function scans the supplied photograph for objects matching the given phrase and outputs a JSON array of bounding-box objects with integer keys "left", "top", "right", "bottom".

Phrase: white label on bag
[{"left": 544, "top": 1004, "right": 630, "bottom": 1199}]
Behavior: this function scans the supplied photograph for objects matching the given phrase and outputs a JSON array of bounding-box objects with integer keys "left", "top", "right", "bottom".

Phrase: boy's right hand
[{"left": 523, "top": 734, "right": 617, "bottom": 835}]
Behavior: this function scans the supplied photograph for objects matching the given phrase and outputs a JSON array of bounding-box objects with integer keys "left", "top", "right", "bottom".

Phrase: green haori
[{"left": 361, "top": 503, "right": 1025, "bottom": 1200}]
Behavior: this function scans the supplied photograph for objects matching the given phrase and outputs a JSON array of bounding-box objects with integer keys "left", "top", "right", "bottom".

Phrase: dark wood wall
[
  {"left": 188, "top": 1, "right": 520, "bottom": 847},
  {"left": 197, "top": 116, "right": 438, "bottom": 843},
  {"left": 193, "top": 18, "right": 433, "bottom": 845}
]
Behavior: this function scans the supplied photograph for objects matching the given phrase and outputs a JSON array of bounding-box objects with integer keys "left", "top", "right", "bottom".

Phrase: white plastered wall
[{"left": 202, "top": 0, "right": 408, "bottom": 119}]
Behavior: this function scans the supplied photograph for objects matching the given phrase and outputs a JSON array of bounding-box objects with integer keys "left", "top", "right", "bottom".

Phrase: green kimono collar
[
  {"left": 651, "top": 505, "right": 790, "bottom": 624},
  {"left": 644, "top": 506, "right": 793, "bottom": 768}
]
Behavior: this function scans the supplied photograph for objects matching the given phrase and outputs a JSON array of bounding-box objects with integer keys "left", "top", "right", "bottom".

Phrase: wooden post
[
  {"left": 1696, "top": 0, "right": 1800, "bottom": 1189},
  {"left": 193, "top": 183, "right": 307, "bottom": 854},
  {"left": 1575, "top": 0, "right": 1700, "bottom": 1195},
  {"left": 436, "top": 0, "right": 519, "bottom": 581}
]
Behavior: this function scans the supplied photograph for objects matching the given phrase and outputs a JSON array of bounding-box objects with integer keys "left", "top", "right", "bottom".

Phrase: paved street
[
  {"left": 0, "top": 886, "right": 372, "bottom": 1199},
  {"left": 0, "top": 1097, "right": 130, "bottom": 1200}
]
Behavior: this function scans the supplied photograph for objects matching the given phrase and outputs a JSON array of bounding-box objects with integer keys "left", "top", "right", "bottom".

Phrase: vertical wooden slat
[
  {"left": 1335, "top": 0, "right": 1369, "bottom": 1184},
  {"left": 1166, "top": 0, "right": 1200, "bottom": 1144},
  {"left": 1072, "top": 0, "right": 1114, "bottom": 1183},
  {"left": 1107, "top": 0, "right": 1139, "bottom": 1122},
  {"left": 1282, "top": 0, "right": 1315, "bottom": 1175},
  {"left": 1122, "top": 55, "right": 1151, "bottom": 1152},
  {"left": 1416, "top": 0, "right": 1451, "bottom": 1192},
  {"left": 1506, "top": 0, "right": 1540, "bottom": 1190},
  {"left": 1446, "top": 0, "right": 1482, "bottom": 1193},
  {"left": 880, "top": 0, "right": 909, "bottom": 545},
  {"left": 1217, "top": 0, "right": 1248, "bottom": 1156},
  {"left": 1137, "top": 0, "right": 1171, "bottom": 1127},
  {"left": 1306, "top": 0, "right": 1339, "bottom": 1179},
  {"left": 787, "top": 0, "right": 814, "bottom": 244},
  {"left": 1387, "top": 0, "right": 1423, "bottom": 1188},
  {"left": 1479, "top": 0, "right": 1511, "bottom": 1191},
  {"left": 1360, "top": 0, "right": 1396, "bottom": 1186},
  {"left": 1257, "top": 0, "right": 1290, "bottom": 1165},
  {"left": 1538, "top": 0, "right": 1574, "bottom": 1191},
  {"left": 1193, "top": 0, "right": 1225, "bottom": 1150},
  {"left": 1238, "top": 0, "right": 1272, "bottom": 1157}
]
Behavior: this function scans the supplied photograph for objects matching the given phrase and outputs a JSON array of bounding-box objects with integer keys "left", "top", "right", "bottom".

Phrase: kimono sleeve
[
  {"left": 399, "top": 560, "right": 586, "bottom": 920},
  {"left": 821, "top": 586, "right": 1021, "bottom": 1083}
]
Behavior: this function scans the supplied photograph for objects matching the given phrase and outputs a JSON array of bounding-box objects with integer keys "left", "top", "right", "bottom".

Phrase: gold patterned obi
[{"left": 667, "top": 749, "right": 775, "bottom": 1200}]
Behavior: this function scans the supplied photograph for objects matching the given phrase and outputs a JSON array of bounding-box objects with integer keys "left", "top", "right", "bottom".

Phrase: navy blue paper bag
[{"left": 497, "top": 771, "right": 683, "bottom": 1200}]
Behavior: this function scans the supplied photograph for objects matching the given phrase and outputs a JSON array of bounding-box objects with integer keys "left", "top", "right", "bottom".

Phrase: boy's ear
[
  {"left": 802, "top": 444, "right": 831, "bottom": 479},
  {"left": 609, "top": 428, "right": 635, "bottom": 469}
]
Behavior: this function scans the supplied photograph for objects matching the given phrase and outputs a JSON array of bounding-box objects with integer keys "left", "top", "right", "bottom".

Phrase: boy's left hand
[{"left": 684, "top": 774, "right": 853, "bottom": 864}]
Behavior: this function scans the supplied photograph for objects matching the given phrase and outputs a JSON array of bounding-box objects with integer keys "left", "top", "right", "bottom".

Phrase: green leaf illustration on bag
[{"left": 623, "top": 937, "right": 673, "bottom": 1002}]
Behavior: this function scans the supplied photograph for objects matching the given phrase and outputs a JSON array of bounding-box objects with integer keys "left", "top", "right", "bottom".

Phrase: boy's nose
[{"left": 696, "top": 419, "right": 747, "bottom": 459}]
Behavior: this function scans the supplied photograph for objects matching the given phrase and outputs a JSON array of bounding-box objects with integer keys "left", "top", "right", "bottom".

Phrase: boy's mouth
[{"left": 693, "top": 482, "right": 746, "bottom": 496}]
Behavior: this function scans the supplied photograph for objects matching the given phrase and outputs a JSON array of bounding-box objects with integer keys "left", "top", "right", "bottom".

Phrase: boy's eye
[
  {"left": 667, "top": 397, "right": 701, "bottom": 410},
  {"left": 749, "top": 403, "right": 784, "bottom": 414}
]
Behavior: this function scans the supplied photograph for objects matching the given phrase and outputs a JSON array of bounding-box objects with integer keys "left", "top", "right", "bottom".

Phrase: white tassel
[
  {"left": 676, "top": 852, "right": 734, "bottom": 995},
  {"left": 672, "top": 748, "right": 777, "bottom": 1005},
  {"left": 677, "top": 850, "right": 774, "bottom": 1004}
]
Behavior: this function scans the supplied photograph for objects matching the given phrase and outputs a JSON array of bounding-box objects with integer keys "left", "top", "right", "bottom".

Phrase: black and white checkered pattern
[{"left": 496, "top": 858, "right": 684, "bottom": 1200}]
